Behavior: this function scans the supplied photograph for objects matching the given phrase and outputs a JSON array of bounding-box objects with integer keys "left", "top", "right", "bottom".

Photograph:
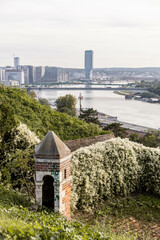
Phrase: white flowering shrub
[
  {"left": 12, "top": 122, "right": 40, "bottom": 149},
  {"left": 71, "top": 138, "right": 160, "bottom": 211}
]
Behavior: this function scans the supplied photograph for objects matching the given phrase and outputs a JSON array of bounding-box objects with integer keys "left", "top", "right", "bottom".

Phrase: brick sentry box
[{"left": 34, "top": 131, "right": 71, "bottom": 218}]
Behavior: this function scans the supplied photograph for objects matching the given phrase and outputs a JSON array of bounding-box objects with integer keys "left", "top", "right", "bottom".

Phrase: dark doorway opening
[{"left": 42, "top": 175, "right": 54, "bottom": 209}]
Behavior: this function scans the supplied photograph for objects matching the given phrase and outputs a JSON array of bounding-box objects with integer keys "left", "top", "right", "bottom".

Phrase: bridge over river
[{"left": 26, "top": 86, "right": 146, "bottom": 92}]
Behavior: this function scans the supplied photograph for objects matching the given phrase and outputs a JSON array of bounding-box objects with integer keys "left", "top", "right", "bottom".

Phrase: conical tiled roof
[{"left": 34, "top": 131, "right": 71, "bottom": 159}]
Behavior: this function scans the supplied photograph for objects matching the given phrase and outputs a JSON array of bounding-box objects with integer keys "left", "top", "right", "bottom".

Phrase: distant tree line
[{"left": 136, "top": 80, "right": 160, "bottom": 96}]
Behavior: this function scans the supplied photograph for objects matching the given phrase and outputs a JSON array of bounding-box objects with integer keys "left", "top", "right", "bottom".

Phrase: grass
[
  {"left": 73, "top": 194, "right": 160, "bottom": 240},
  {"left": 1, "top": 185, "right": 159, "bottom": 239},
  {"left": 94, "top": 194, "right": 160, "bottom": 223},
  {"left": 0, "top": 185, "right": 139, "bottom": 240}
]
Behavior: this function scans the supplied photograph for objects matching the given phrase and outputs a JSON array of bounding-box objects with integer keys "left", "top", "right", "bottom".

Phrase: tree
[
  {"left": 38, "top": 98, "right": 50, "bottom": 108},
  {"left": 0, "top": 122, "right": 39, "bottom": 201},
  {"left": 139, "top": 130, "right": 160, "bottom": 148},
  {"left": 28, "top": 90, "right": 37, "bottom": 99},
  {"left": 129, "top": 133, "right": 140, "bottom": 142},
  {"left": 79, "top": 108, "right": 100, "bottom": 125},
  {"left": 0, "top": 100, "right": 18, "bottom": 140},
  {"left": 55, "top": 94, "right": 76, "bottom": 116},
  {"left": 103, "top": 122, "right": 127, "bottom": 138}
]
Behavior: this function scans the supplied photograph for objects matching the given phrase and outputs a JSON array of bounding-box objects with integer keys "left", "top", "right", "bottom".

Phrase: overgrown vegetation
[
  {"left": 94, "top": 194, "right": 160, "bottom": 223},
  {"left": 0, "top": 85, "right": 160, "bottom": 239},
  {"left": 0, "top": 122, "right": 39, "bottom": 199},
  {"left": 0, "top": 85, "right": 107, "bottom": 200},
  {"left": 0, "top": 86, "right": 104, "bottom": 140},
  {"left": 74, "top": 194, "right": 160, "bottom": 240},
  {"left": 71, "top": 138, "right": 160, "bottom": 212},
  {"left": 0, "top": 185, "right": 137, "bottom": 240}
]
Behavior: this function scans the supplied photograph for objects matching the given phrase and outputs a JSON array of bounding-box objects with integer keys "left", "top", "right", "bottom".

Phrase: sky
[{"left": 1, "top": 0, "right": 160, "bottom": 68}]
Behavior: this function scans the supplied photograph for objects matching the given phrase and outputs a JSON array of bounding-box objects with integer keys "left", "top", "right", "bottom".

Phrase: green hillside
[
  {"left": 0, "top": 86, "right": 160, "bottom": 239},
  {"left": 0, "top": 85, "right": 104, "bottom": 140}
]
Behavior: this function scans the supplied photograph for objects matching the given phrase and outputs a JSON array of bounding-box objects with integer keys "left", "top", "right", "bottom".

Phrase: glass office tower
[{"left": 85, "top": 50, "right": 93, "bottom": 80}]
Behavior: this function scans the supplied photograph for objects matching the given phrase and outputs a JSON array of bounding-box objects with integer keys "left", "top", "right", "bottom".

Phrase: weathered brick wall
[
  {"left": 35, "top": 163, "right": 59, "bottom": 171},
  {"left": 60, "top": 158, "right": 71, "bottom": 181},
  {"left": 62, "top": 181, "right": 71, "bottom": 218},
  {"left": 35, "top": 157, "right": 71, "bottom": 218},
  {"left": 60, "top": 158, "right": 71, "bottom": 218},
  {"left": 64, "top": 134, "right": 114, "bottom": 152}
]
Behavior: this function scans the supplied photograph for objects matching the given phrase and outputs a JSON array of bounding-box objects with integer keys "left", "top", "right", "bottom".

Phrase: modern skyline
[{"left": 1, "top": 0, "right": 160, "bottom": 68}]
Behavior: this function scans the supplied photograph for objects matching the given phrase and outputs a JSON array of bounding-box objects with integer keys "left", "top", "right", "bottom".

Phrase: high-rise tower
[
  {"left": 14, "top": 57, "right": 20, "bottom": 69},
  {"left": 85, "top": 50, "right": 93, "bottom": 80}
]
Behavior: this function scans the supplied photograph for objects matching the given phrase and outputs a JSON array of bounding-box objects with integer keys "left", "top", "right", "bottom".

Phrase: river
[{"left": 35, "top": 89, "right": 160, "bottom": 129}]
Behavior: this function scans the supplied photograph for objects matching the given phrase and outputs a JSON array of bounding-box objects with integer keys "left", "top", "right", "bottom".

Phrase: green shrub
[{"left": 0, "top": 185, "right": 29, "bottom": 207}]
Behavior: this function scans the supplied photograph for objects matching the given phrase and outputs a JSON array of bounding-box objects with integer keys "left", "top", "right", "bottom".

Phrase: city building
[
  {"left": 14, "top": 57, "right": 20, "bottom": 69},
  {"left": 41, "top": 67, "right": 58, "bottom": 83},
  {"left": 41, "top": 67, "right": 69, "bottom": 83},
  {"left": 23, "top": 65, "right": 36, "bottom": 84},
  {"left": 21, "top": 66, "right": 29, "bottom": 85},
  {"left": 0, "top": 68, "right": 5, "bottom": 84},
  {"left": 67, "top": 68, "right": 85, "bottom": 80},
  {"left": 85, "top": 50, "right": 93, "bottom": 80},
  {"left": 57, "top": 68, "right": 69, "bottom": 82},
  {"left": 35, "top": 66, "right": 45, "bottom": 83},
  {"left": 5, "top": 69, "right": 24, "bottom": 86}
]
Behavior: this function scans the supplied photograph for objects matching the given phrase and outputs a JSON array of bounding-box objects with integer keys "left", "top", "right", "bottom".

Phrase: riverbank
[
  {"left": 36, "top": 89, "right": 160, "bottom": 129},
  {"left": 98, "top": 112, "right": 156, "bottom": 135},
  {"left": 113, "top": 90, "right": 134, "bottom": 96},
  {"left": 114, "top": 90, "right": 160, "bottom": 103}
]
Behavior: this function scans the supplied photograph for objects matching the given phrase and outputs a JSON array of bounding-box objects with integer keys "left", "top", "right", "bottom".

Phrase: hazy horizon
[{"left": 1, "top": 0, "right": 160, "bottom": 68}]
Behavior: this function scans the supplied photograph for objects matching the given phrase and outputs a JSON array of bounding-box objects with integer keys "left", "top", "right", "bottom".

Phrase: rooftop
[{"left": 34, "top": 131, "right": 71, "bottom": 159}]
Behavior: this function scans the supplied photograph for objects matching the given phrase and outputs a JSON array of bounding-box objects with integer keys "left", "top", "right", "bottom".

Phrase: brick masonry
[
  {"left": 60, "top": 158, "right": 71, "bottom": 218},
  {"left": 35, "top": 155, "right": 71, "bottom": 219},
  {"left": 34, "top": 131, "right": 72, "bottom": 219}
]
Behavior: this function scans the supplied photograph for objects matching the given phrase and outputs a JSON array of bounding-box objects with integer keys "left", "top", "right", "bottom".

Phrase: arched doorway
[{"left": 42, "top": 175, "right": 54, "bottom": 209}]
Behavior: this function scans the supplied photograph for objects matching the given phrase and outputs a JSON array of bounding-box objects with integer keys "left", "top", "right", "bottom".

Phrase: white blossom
[
  {"left": 13, "top": 122, "right": 40, "bottom": 148},
  {"left": 71, "top": 138, "right": 160, "bottom": 211}
]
